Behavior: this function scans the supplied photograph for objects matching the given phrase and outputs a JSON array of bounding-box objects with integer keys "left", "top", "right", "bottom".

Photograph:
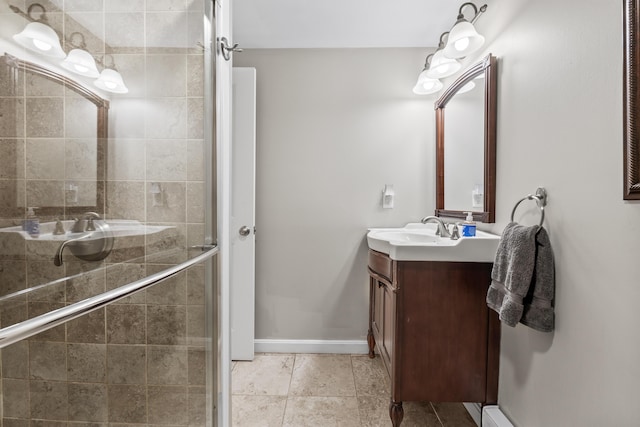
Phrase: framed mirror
[
  {"left": 434, "top": 54, "right": 497, "bottom": 222},
  {"left": 1, "top": 53, "right": 108, "bottom": 217},
  {"left": 624, "top": 0, "right": 640, "bottom": 200}
]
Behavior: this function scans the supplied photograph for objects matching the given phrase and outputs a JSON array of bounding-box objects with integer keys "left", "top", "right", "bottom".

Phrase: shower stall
[{"left": 0, "top": 0, "right": 222, "bottom": 425}]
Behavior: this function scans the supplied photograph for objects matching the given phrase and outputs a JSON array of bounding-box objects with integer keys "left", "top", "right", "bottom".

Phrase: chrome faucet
[
  {"left": 53, "top": 233, "right": 92, "bottom": 266},
  {"left": 420, "top": 215, "right": 452, "bottom": 238},
  {"left": 71, "top": 212, "right": 101, "bottom": 233}
]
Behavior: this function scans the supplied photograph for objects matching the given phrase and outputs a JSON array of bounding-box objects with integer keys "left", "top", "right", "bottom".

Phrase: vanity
[
  {"left": 366, "top": 54, "right": 500, "bottom": 426},
  {"left": 366, "top": 225, "right": 500, "bottom": 426}
]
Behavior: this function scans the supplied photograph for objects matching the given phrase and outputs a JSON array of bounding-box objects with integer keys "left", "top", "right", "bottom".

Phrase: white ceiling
[{"left": 232, "top": 0, "right": 461, "bottom": 49}]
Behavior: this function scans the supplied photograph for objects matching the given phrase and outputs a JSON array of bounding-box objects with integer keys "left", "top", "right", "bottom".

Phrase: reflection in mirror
[
  {"left": 444, "top": 75, "right": 485, "bottom": 212},
  {"left": 0, "top": 53, "right": 108, "bottom": 218},
  {"left": 435, "top": 54, "right": 497, "bottom": 222}
]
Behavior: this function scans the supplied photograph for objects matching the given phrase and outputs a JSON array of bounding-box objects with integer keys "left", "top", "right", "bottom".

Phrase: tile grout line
[
  {"left": 280, "top": 353, "right": 297, "bottom": 427},
  {"left": 350, "top": 354, "right": 366, "bottom": 427},
  {"left": 431, "top": 401, "right": 445, "bottom": 427},
  {"left": 232, "top": 353, "right": 474, "bottom": 427}
]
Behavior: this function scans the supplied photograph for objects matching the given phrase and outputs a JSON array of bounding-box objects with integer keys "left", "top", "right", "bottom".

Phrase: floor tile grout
[
  {"left": 232, "top": 353, "right": 475, "bottom": 427},
  {"left": 431, "top": 401, "right": 445, "bottom": 427}
]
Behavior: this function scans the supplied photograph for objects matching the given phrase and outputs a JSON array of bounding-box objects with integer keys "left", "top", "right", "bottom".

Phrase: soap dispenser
[
  {"left": 461, "top": 212, "right": 476, "bottom": 237},
  {"left": 24, "top": 207, "right": 40, "bottom": 238}
]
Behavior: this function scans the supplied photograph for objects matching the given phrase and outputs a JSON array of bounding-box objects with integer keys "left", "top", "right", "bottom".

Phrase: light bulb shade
[
  {"left": 13, "top": 22, "right": 65, "bottom": 58},
  {"left": 94, "top": 69, "right": 128, "bottom": 94},
  {"left": 416, "top": 69, "right": 431, "bottom": 85},
  {"left": 61, "top": 49, "right": 100, "bottom": 78},
  {"left": 443, "top": 20, "right": 485, "bottom": 59},
  {"left": 425, "top": 50, "right": 461, "bottom": 79},
  {"left": 413, "top": 76, "right": 443, "bottom": 95}
]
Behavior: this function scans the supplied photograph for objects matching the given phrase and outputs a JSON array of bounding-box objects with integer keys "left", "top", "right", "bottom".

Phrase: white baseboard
[
  {"left": 254, "top": 339, "right": 369, "bottom": 355},
  {"left": 463, "top": 402, "right": 482, "bottom": 427}
]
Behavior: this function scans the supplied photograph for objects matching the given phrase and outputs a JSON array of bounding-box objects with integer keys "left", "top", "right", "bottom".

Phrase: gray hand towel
[
  {"left": 520, "top": 227, "right": 555, "bottom": 332},
  {"left": 486, "top": 222, "right": 555, "bottom": 332}
]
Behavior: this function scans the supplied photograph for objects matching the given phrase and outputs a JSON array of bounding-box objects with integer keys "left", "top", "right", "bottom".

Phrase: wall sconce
[
  {"left": 11, "top": 4, "right": 65, "bottom": 58},
  {"left": 443, "top": 2, "right": 488, "bottom": 59},
  {"left": 413, "top": 2, "right": 488, "bottom": 95},
  {"left": 61, "top": 32, "right": 99, "bottom": 78}
]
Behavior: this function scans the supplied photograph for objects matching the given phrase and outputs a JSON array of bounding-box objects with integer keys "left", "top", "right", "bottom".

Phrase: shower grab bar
[{"left": 0, "top": 245, "right": 218, "bottom": 349}]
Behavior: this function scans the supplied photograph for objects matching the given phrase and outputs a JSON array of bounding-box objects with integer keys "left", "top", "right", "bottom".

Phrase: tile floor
[{"left": 231, "top": 353, "right": 478, "bottom": 427}]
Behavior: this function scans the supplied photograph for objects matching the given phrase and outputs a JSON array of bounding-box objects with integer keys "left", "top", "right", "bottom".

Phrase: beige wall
[
  {"left": 234, "top": 48, "right": 434, "bottom": 340},
  {"left": 464, "top": 0, "right": 638, "bottom": 425}
]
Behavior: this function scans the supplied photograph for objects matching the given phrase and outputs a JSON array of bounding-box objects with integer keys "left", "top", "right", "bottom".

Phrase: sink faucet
[
  {"left": 420, "top": 216, "right": 452, "bottom": 238},
  {"left": 71, "top": 212, "right": 101, "bottom": 233}
]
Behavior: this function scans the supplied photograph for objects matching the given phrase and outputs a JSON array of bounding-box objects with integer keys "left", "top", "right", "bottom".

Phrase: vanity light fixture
[
  {"left": 413, "top": 2, "right": 488, "bottom": 95},
  {"left": 443, "top": 3, "right": 488, "bottom": 59},
  {"left": 60, "top": 32, "right": 100, "bottom": 78},
  {"left": 413, "top": 54, "right": 444, "bottom": 95},
  {"left": 11, "top": 5, "right": 129, "bottom": 95},
  {"left": 11, "top": 4, "right": 65, "bottom": 58}
]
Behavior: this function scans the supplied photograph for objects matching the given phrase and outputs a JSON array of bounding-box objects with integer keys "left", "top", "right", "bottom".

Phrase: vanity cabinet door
[
  {"left": 394, "top": 261, "right": 496, "bottom": 402},
  {"left": 381, "top": 281, "right": 395, "bottom": 371},
  {"left": 371, "top": 278, "right": 383, "bottom": 340},
  {"left": 370, "top": 277, "right": 394, "bottom": 377}
]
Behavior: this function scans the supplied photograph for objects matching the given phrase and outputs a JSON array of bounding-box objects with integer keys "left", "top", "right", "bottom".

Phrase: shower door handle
[{"left": 238, "top": 226, "right": 251, "bottom": 237}]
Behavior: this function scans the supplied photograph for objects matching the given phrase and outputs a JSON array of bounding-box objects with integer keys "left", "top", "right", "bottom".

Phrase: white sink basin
[
  {"left": 0, "top": 219, "right": 172, "bottom": 241},
  {"left": 367, "top": 223, "right": 500, "bottom": 262}
]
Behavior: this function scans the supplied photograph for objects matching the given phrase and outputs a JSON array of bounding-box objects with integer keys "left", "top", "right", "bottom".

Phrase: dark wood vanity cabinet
[{"left": 367, "top": 249, "right": 500, "bottom": 426}]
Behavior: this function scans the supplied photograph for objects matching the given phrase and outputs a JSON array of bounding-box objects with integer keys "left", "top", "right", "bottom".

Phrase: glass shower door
[{"left": 0, "top": 0, "right": 218, "bottom": 425}]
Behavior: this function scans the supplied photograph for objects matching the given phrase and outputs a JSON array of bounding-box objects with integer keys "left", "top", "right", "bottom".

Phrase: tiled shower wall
[{"left": 0, "top": 0, "right": 208, "bottom": 425}]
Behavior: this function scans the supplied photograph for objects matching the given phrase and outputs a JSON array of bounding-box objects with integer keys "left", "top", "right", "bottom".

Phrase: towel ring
[{"left": 510, "top": 187, "right": 547, "bottom": 226}]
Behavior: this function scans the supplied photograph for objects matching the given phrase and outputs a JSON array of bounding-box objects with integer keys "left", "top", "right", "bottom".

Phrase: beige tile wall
[{"left": 0, "top": 0, "right": 208, "bottom": 425}]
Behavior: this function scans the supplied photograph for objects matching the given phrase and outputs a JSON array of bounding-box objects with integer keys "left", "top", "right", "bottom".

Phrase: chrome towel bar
[
  {"left": 510, "top": 187, "right": 547, "bottom": 226},
  {"left": 0, "top": 245, "right": 218, "bottom": 349}
]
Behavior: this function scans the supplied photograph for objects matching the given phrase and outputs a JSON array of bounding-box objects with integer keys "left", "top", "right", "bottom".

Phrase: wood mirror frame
[
  {"left": 624, "top": 0, "right": 640, "bottom": 200},
  {"left": 1, "top": 53, "right": 109, "bottom": 216},
  {"left": 434, "top": 54, "right": 497, "bottom": 222}
]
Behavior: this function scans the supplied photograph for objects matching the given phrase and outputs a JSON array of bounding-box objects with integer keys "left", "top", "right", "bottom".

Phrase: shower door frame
[{"left": 204, "top": 0, "right": 221, "bottom": 426}]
